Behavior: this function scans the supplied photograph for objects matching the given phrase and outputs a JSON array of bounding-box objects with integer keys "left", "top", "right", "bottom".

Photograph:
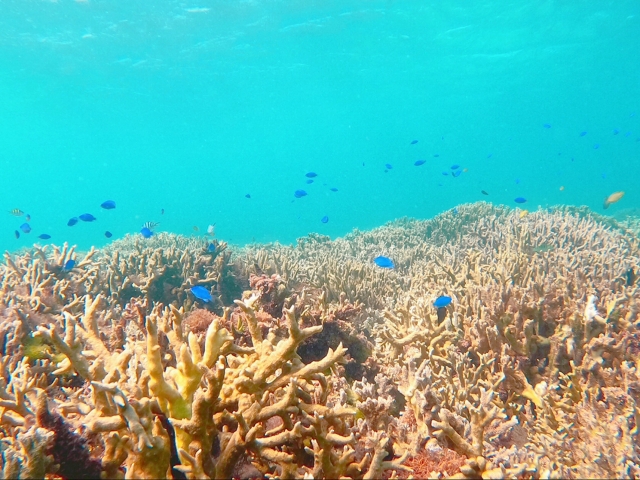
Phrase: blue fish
[
  {"left": 385, "top": 163, "right": 393, "bottom": 169},
  {"left": 321, "top": 215, "right": 329, "bottom": 224},
  {"left": 514, "top": 197, "right": 527, "bottom": 204},
  {"left": 543, "top": 124, "right": 551, "bottom": 128},
  {"left": 38, "top": 234, "right": 51, "bottom": 240},
  {"left": 433, "top": 295, "right": 452, "bottom": 308},
  {"left": 140, "top": 227, "right": 154, "bottom": 239},
  {"left": 100, "top": 200, "right": 116, "bottom": 210},
  {"left": 305, "top": 172, "right": 318, "bottom": 178},
  {"left": 245, "top": 194, "right": 251, "bottom": 199},
  {"left": 452, "top": 170, "right": 462, "bottom": 177},
  {"left": 593, "top": 144, "right": 599, "bottom": 149},
  {"left": 414, "top": 160, "right": 426, "bottom": 166},
  {"left": 19, "top": 223, "right": 31, "bottom": 234},
  {"left": 410, "top": 140, "right": 418, "bottom": 144},
  {"left": 580, "top": 131, "right": 587, "bottom": 137},
  {"left": 613, "top": 129, "right": 620, "bottom": 135},
  {"left": 294, "top": 190, "right": 308, "bottom": 198},
  {"left": 63, "top": 259, "right": 75, "bottom": 271},
  {"left": 104, "top": 231, "right": 113, "bottom": 238},
  {"left": 67, "top": 217, "right": 78, "bottom": 227},
  {"left": 190, "top": 285, "right": 212, "bottom": 303},
  {"left": 330, "top": 187, "right": 338, "bottom": 192},
  {"left": 433, "top": 154, "right": 440, "bottom": 157},
  {"left": 373, "top": 256, "right": 394, "bottom": 269},
  {"left": 207, "top": 242, "right": 216, "bottom": 253},
  {"left": 306, "top": 179, "right": 314, "bottom": 184},
  {"left": 14, "top": 230, "right": 19, "bottom": 239},
  {"left": 79, "top": 213, "right": 96, "bottom": 222},
  {"left": 451, "top": 165, "right": 460, "bottom": 170},
  {"left": 442, "top": 172, "right": 449, "bottom": 176}
]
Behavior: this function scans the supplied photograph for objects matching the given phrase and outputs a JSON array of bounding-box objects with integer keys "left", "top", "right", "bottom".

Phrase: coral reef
[{"left": 2, "top": 202, "right": 640, "bottom": 478}]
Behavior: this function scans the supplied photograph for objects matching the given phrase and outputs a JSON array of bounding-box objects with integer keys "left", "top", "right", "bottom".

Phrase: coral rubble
[{"left": 1, "top": 203, "right": 640, "bottom": 479}]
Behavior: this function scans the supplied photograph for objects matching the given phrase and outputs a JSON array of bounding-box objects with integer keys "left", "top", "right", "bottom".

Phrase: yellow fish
[
  {"left": 9, "top": 208, "right": 24, "bottom": 216},
  {"left": 519, "top": 209, "right": 529, "bottom": 219},
  {"left": 603, "top": 191, "right": 624, "bottom": 209}
]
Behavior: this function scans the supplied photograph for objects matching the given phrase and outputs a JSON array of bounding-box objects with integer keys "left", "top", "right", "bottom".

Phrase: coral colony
[{"left": 1, "top": 202, "right": 640, "bottom": 479}]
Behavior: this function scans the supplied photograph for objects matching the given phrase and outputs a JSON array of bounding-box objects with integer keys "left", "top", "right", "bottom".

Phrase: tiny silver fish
[{"left": 142, "top": 221, "right": 159, "bottom": 230}]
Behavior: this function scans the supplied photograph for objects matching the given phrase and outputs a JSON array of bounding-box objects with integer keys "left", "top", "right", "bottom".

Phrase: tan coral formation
[{"left": 1, "top": 202, "right": 640, "bottom": 479}]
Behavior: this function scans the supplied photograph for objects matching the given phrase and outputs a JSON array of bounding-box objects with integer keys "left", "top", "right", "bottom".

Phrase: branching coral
[{"left": 3, "top": 203, "right": 640, "bottom": 479}]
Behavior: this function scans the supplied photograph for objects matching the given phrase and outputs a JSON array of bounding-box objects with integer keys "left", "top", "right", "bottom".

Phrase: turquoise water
[{"left": 1, "top": 1, "right": 639, "bottom": 252}]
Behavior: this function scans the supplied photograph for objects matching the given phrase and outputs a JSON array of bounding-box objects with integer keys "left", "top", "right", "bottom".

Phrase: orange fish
[
  {"left": 559, "top": 186, "right": 565, "bottom": 191},
  {"left": 603, "top": 191, "right": 624, "bottom": 209}
]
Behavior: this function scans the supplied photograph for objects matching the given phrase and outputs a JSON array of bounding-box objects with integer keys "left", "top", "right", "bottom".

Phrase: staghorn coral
[
  {"left": 234, "top": 203, "right": 640, "bottom": 477},
  {"left": 3, "top": 203, "right": 640, "bottom": 478},
  {"left": 0, "top": 237, "right": 407, "bottom": 478},
  {"left": 96, "top": 233, "right": 238, "bottom": 307}
]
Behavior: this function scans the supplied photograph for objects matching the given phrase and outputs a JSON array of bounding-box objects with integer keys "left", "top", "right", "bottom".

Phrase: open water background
[{"left": 1, "top": 1, "right": 639, "bottom": 252}]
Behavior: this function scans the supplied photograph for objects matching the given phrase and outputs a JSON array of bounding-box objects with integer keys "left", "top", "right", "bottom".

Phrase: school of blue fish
[{"left": 6, "top": 121, "right": 634, "bottom": 265}]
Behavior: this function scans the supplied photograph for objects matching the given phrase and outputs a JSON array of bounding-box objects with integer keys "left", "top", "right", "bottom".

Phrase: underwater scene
[{"left": 2, "top": 1, "right": 640, "bottom": 479}]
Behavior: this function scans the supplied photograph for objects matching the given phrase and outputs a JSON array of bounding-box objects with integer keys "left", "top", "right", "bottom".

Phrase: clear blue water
[{"left": 1, "top": 1, "right": 639, "bottom": 252}]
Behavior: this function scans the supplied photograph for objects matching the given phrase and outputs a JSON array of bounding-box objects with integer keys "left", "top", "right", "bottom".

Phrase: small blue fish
[
  {"left": 330, "top": 187, "right": 338, "bottom": 192},
  {"left": 442, "top": 172, "right": 449, "bottom": 176},
  {"left": 104, "top": 231, "right": 113, "bottom": 238},
  {"left": 79, "top": 213, "right": 96, "bottom": 222},
  {"left": 321, "top": 215, "right": 329, "bottom": 224},
  {"left": 294, "top": 190, "right": 308, "bottom": 198},
  {"left": 38, "top": 234, "right": 51, "bottom": 240},
  {"left": 245, "top": 194, "right": 251, "bottom": 199},
  {"left": 451, "top": 165, "right": 460, "bottom": 170},
  {"left": 414, "top": 160, "right": 426, "bottom": 166},
  {"left": 580, "top": 131, "right": 587, "bottom": 137},
  {"left": 514, "top": 197, "right": 527, "bottom": 204},
  {"left": 613, "top": 129, "right": 620, "bottom": 135},
  {"left": 140, "top": 227, "right": 154, "bottom": 239},
  {"left": 14, "top": 230, "right": 19, "bottom": 239},
  {"left": 543, "top": 124, "right": 551, "bottom": 128},
  {"left": 100, "top": 200, "right": 116, "bottom": 209},
  {"left": 385, "top": 163, "right": 393, "bottom": 169},
  {"left": 305, "top": 172, "right": 317, "bottom": 178},
  {"left": 593, "top": 144, "right": 599, "bottom": 149},
  {"left": 453, "top": 207, "right": 459, "bottom": 215},
  {"left": 452, "top": 170, "right": 462, "bottom": 177},
  {"left": 410, "top": 140, "right": 418, "bottom": 144},
  {"left": 19, "top": 223, "right": 31, "bottom": 234},
  {"left": 306, "top": 179, "right": 314, "bottom": 184},
  {"left": 63, "top": 259, "right": 75, "bottom": 271},
  {"left": 433, "top": 295, "right": 452, "bottom": 308},
  {"left": 207, "top": 242, "right": 216, "bottom": 253},
  {"left": 190, "top": 285, "right": 212, "bottom": 303},
  {"left": 373, "top": 256, "right": 394, "bottom": 269},
  {"left": 67, "top": 217, "right": 78, "bottom": 227},
  {"left": 433, "top": 154, "right": 440, "bottom": 157}
]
